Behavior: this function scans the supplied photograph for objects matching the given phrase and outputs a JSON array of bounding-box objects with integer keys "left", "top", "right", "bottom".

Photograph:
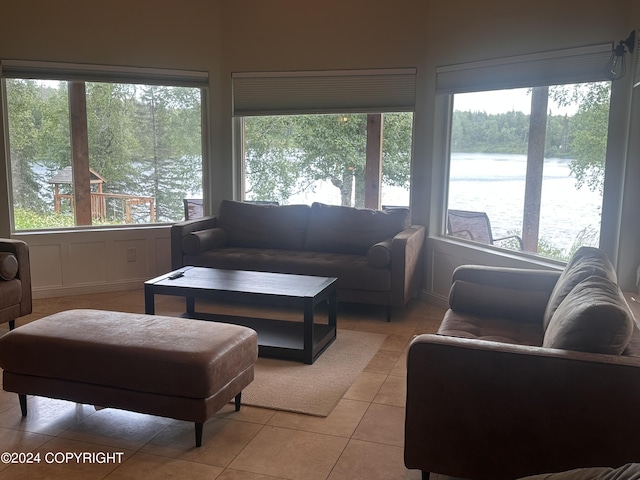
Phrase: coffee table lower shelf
[{"left": 187, "top": 312, "right": 336, "bottom": 364}]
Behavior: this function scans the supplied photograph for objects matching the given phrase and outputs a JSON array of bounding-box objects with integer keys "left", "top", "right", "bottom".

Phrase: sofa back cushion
[
  {"left": 542, "top": 246, "right": 617, "bottom": 331},
  {"left": 543, "top": 275, "right": 633, "bottom": 355},
  {"left": 304, "top": 203, "right": 409, "bottom": 255},
  {"left": 217, "top": 200, "right": 311, "bottom": 250}
]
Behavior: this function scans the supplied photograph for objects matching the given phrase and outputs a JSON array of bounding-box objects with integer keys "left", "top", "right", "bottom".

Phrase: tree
[
  {"left": 244, "top": 112, "right": 414, "bottom": 207},
  {"left": 550, "top": 82, "right": 610, "bottom": 193}
]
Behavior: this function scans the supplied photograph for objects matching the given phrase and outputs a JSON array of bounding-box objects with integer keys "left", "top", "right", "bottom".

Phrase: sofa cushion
[
  {"left": 217, "top": 200, "right": 310, "bottom": 250},
  {"left": 184, "top": 247, "right": 392, "bottom": 292},
  {"left": 304, "top": 202, "right": 409, "bottom": 255},
  {"left": 542, "top": 247, "right": 617, "bottom": 331},
  {"left": 543, "top": 275, "right": 634, "bottom": 355},
  {"left": 0, "top": 252, "right": 18, "bottom": 281},
  {"left": 438, "top": 309, "right": 544, "bottom": 346}
]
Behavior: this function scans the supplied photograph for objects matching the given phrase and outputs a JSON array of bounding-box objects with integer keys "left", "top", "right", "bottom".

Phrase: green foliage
[
  {"left": 244, "top": 112, "right": 413, "bottom": 207},
  {"left": 5, "top": 79, "right": 203, "bottom": 228},
  {"left": 13, "top": 207, "right": 74, "bottom": 230}
]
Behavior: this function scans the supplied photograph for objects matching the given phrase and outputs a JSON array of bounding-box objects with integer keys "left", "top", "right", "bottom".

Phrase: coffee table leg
[
  {"left": 303, "top": 298, "right": 314, "bottom": 364},
  {"left": 144, "top": 284, "right": 155, "bottom": 314},
  {"left": 328, "top": 290, "right": 337, "bottom": 328},
  {"left": 186, "top": 296, "right": 195, "bottom": 316}
]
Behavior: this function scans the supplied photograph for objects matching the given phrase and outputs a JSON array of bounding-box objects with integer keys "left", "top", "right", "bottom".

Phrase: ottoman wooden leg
[
  {"left": 195, "top": 422, "right": 203, "bottom": 447},
  {"left": 235, "top": 392, "right": 242, "bottom": 411},
  {"left": 19, "top": 394, "right": 27, "bottom": 416}
]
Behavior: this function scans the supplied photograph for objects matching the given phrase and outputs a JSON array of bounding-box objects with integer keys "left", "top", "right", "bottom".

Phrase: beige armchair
[{"left": 0, "top": 239, "right": 32, "bottom": 330}]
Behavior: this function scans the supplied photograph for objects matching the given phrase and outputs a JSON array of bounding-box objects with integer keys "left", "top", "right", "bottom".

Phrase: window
[
  {"left": 438, "top": 44, "right": 615, "bottom": 261},
  {"left": 2, "top": 62, "right": 206, "bottom": 230},
  {"left": 233, "top": 69, "right": 416, "bottom": 209},
  {"left": 242, "top": 112, "right": 413, "bottom": 208},
  {"left": 447, "top": 83, "right": 610, "bottom": 259}
]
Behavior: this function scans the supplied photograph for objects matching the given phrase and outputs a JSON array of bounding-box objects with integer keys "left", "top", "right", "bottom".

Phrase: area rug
[{"left": 240, "top": 329, "right": 387, "bottom": 417}]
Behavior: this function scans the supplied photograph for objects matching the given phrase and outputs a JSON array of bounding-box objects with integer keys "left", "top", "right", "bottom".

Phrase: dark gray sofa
[{"left": 171, "top": 200, "right": 425, "bottom": 317}]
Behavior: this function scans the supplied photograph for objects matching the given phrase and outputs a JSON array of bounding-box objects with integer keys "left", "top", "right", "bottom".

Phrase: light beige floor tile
[
  {"left": 58, "top": 408, "right": 174, "bottom": 451},
  {"left": 0, "top": 397, "right": 98, "bottom": 436},
  {"left": 103, "top": 451, "right": 224, "bottom": 479},
  {"left": 342, "top": 372, "right": 386, "bottom": 402},
  {"left": 352, "top": 403, "right": 405, "bottom": 447},
  {"left": 380, "top": 332, "right": 413, "bottom": 352},
  {"left": 328, "top": 439, "right": 421, "bottom": 480},
  {"left": 140, "top": 417, "right": 263, "bottom": 468},
  {"left": 0, "top": 437, "right": 134, "bottom": 480},
  {"left": 228, "top": 425, "right": 348, "bottom": 480},
  {"left": 372, "top": 375, "right": 406, "bottom": 407},
  {"left": 364, "top": 349, "right": 402, "bottom": 375},
  {"left": 214, "top": 403, "right": 276, "bottom": 425},
  {"left": 0, "top": 426, "right": 54, "bottom": 473},
  {"left": 267, "top": 398, "right": 369, "bottom": 437},
  {"left": 389, "top": 348, "right": 409, "bottom": 377},
  {"left": 217, "top": 469, "right": 289, "bottom": 480}
]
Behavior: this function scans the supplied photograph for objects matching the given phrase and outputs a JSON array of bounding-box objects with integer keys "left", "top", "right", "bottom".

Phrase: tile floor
[{"left": 0, "top": 290, "right": 451, "bottom": 480}]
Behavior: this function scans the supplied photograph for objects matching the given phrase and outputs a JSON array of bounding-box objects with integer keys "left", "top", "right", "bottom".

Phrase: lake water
[{"left": 284, "top": 152, "right": 603, "bottom": 254}]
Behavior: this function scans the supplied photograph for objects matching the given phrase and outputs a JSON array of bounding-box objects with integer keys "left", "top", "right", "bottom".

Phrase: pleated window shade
[
  {"left": 232, "top": 68, "right": 417, "bottom": 116},
  {"left": 436, "top": 43, "right": 614, "bottom": 94},
  {"left": 1, "top": 60, "right": 209, "bottom": 88}
]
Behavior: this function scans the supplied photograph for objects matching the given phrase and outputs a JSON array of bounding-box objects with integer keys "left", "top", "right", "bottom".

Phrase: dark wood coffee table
[{"left": 144, "top": 267, "right": 337, "bottom": 364}]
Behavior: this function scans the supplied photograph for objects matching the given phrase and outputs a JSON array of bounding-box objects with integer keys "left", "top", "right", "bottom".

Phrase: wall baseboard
[{"left": 420, "top": 289, "right": 448, "bottom": 309}]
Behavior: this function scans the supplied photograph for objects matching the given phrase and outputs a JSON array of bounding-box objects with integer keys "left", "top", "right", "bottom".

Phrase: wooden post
[
  {"left": 68, "top": 81, "right": 92, "bottom": 226},
  {"left": 522, "top": 86, "right": 549, "bottom": 253},
  {"left": 364, "top": 114, "right": 383, "bottom": 210}
]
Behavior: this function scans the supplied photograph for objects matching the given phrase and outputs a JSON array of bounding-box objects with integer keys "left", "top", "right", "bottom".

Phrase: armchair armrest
[
  {"left": 405, "top": 334, "right": 640, "bottom": 480},
  {"left": 0, "top": 239, "right": 32, "bottom": 318},
  {"left": 170, "top": 216, "right": 218, "bottom": 270},
  {"left": 390, "top": 225, "right": 425, "bottom": 307}
]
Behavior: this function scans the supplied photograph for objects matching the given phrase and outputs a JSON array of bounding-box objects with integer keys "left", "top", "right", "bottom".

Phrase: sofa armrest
[
  {"left": 405, "top": 334, "right": 640, "bottom": 480},
  {"left": 0, "top": 239, "right": 32, "bottom": 317},
  {"left": 170, "top": 216, "right": 218, "bottom": 270},
  {"left": 390, "top": 225, "right": 425, "bottom": 307}
]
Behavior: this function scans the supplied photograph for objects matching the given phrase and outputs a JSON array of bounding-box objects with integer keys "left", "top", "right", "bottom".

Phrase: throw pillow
[
  {"left": 542, "top": 246, "right": 616, "bottom": 332},
  {"left": 0, "top": 252, "right": 18, "bottom": 281},
  {"left": 543, "top": 275, "right": 633, "bottom": 355},
  {"left": 367, "top": 239, "right": 393, "bottom": 268},
  {"left": 182, "top": 228, "right": 227, "bottom": 254}
]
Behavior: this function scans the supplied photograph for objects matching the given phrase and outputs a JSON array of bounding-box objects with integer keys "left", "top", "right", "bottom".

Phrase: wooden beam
[
  {"left": 69, "top": 81, "right": 92, "bottom": 226},
  {"left": 364, "top": 113, "right": 383, "bottom": 209},
  {"left": 522, "top": 86, "right": 549, "bottom": 253}
]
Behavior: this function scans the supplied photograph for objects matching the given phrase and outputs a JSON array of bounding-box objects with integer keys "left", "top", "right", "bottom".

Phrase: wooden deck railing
[{"left": 54, "top": 192, "right": 156, "bottom": 223}]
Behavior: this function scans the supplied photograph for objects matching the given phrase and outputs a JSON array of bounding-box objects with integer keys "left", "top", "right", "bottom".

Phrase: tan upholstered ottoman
[{"left": 0, "top": 309, "right": 258, "bottom": 447}]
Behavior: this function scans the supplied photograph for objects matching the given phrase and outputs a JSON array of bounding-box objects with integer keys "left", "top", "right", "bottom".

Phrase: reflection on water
[{"left": 448, "top": 152, "right": 601, "bottom": 252}]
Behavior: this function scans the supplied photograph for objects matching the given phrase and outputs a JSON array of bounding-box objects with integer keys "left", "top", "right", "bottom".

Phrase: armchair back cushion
[
  {"left": 543, "top": 275, "right": 634, "bottom": 355},
  {"left": 542, "top": 246, "right": 617, "bottom": 331}
]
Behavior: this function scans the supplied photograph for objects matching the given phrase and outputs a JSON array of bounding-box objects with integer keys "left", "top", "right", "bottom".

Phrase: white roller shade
[
  {"left": 1, "top": 60, "right": 209, "bottom": 88},
  {"left": 232, "top": 68, "right": 417, "bottom": 116},
  {"left": 436, "top": 44, "right": 613, "bottom": 94}
]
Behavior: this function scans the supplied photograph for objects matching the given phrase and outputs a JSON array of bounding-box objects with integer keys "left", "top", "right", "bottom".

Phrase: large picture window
[
  {"left": 447, "top": 83, "right": 610, "bottom": 260},
  {"left": 242, "top": 112, "right": 413, "bottom": 208},
  {"left": 233, "top": 69, "right": 416, "bottom": 209},
  {"left": 438, "top": 44, "right": 616, "bottom": 261},
  {"left": 2, "top": 63, "right": 206, "bottom": 230}
]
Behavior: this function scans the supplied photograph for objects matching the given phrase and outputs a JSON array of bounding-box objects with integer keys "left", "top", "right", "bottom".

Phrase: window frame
[
  {"left": 1, "top": 60, "right": 210, "bottom": 233},
  {"left": 432, "top": 42, "right": 637, "bottom": 266}
]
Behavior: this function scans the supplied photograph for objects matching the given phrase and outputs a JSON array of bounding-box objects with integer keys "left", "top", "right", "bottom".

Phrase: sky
[{"left": 453, "top": 87, "right": 579, "bottom": 116}]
